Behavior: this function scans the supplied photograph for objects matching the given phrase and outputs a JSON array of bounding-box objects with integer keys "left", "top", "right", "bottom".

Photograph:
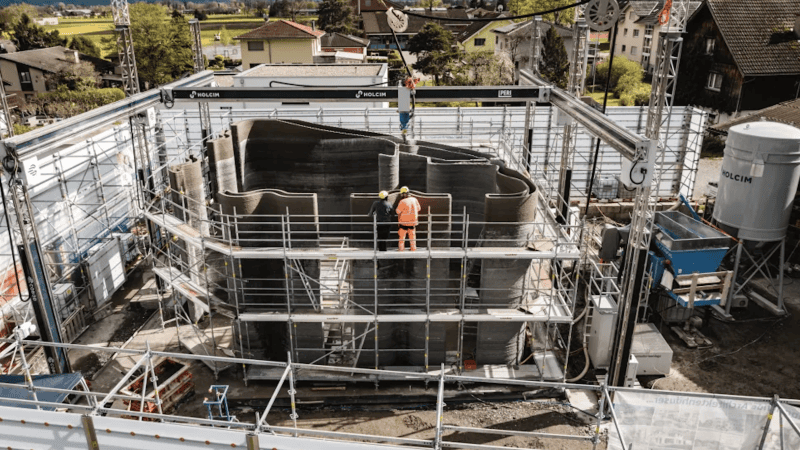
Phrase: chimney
[
  {"left": 263, "top": 12, "right": 269, "bottom": 22},
  {"left": 795, "top": 14, "right": 800, "bottom": 39},
  {"left": 311, "top": 20, "right": 316, "bottom": 31},
  {"left": 64, "top": 49, "right": 79, "bottom": 64}
]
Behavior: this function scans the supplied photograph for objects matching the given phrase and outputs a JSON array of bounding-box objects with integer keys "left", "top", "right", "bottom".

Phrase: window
[
  {"left": 20, "top": 71, "right": 31, "bottom": 83},
  {"left": 621, "top": 44, "right": 627, "bottom": 52},
  {"left": 247, "top": 41, "right": 264, "bottom": 51},
  {"left": 707, "top": 72, "right": 723, "bottom": 91},
  {"left": 624, "top": 28, "right": 628, "bottom": 36},
  {"left": 631, "top": 46, "right": 638, "bottom": 55},
  {"left": 705, "top": 38, "right": 716, "bottom": 54},
  {"left": 633, "top": 29, "right": 639, "bottom": 37},
  {"left": 495, "top": 36, "right": 499, "bottom": 45},
  {"left": 474, "top": 38, "right": 486, "bottom": 46},
  {"left": 629, "top": 11, "right": 635, "bottom": 19}
]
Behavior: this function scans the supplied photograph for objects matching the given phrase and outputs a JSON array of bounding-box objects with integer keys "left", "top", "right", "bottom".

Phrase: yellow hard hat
[
  {"left": 400, "top": 186, "right": 409, "bottom": 194},
  {"left": 379, "top": 191, "right": 388, "bottom": 199}
]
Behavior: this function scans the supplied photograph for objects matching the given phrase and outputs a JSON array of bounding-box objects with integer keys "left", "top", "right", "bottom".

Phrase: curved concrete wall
[
  {"left": 206, "top": 132, "right": 238, "bottom": 201},
  {"left": 180, "top": 119, "right": 539, "bottom": 366}
]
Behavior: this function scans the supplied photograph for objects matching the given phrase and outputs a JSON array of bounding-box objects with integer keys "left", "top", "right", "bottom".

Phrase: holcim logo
[
  {"left": 355, "top": 90, "right": 386, "bottom": 99},
  {"left": 190, "top": 91, "right": 220, "bottom": 99},
  {"left": 721, "top": 169, "right": 753, "bottom": 184}
]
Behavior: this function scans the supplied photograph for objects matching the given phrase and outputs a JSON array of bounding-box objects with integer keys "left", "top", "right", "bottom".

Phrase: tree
[
  {"left": 269, "top": 0, "right": 299, "bottom": 21},
  {"left": 593, "top": 56, "right": 642, "bottom": 91},
  {"left": 0, "top": 3, "right": 39, "bottom": 34},
  {"left": 117, "top": 3, "right": 194, "bottom": 90},
  {"left": 508, "top": 0, "right": 575, "bottom": 25},
  {"left": 194, "top": 9, "right": 209, "bottom": 20},
  {"left": 317, "top": 0, "right": 355, "bottom": 35},
  {"left": 451, "top": 51, "right": 513, "bottom": 86},
  {"left": 68, "top": 36, "right": 101, "bottom": 58},
  {"left": 539, "top": 25, "right": 568, "bottom": 89},
  {"left": 45, "top": 61, "right": 100, "bottom": 91},
  {"left": 219, "top": 25, "right": 233, "bottom": 45},
  {"left": 12, "top": 14, "right": 66, "bottom": 51},
  {"left": 407, "top": 22, "right": 459, "bottom": 86}
]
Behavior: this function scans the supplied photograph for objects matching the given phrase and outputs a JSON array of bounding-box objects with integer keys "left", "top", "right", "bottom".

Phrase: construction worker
[
  {"left": 368, "top": 191, "right": 394, "bottom": 251},
  {"left": 396, "top": 186, "right": 421, "bottom": 251}
]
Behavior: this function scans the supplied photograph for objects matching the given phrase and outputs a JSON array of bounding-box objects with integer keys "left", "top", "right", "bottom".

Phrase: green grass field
[
  {"left": 34, "top": 13, "right": 318, "bottom": 59},
  {"left": 587, "top": 90, "right": 623, "bottom": 107}
]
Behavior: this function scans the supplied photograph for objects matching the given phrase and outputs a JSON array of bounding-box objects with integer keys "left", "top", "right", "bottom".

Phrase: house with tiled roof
[
  {"left": 455, "top": 12, "right": 512, "bottom": 54},
  {"left": 708, "top": 98, "right": 800, "bottom": 135},
  {"left": 320, "top": 33, "right": 370, "bottom": 61},
  {"left": 675, "top": 0, "right": 800, "bottom": 124},
  {"left": 493, "top": 20, "right": 576, "bottom": 73},
  {"left": 0, "top": 46, "right": 115, "bottom": 104},
  {"left": 234, "top": 20, "right": 325, "bottom": 69},
  {"left": 614, "top": 1, "right": 701, "bottom": 73}
]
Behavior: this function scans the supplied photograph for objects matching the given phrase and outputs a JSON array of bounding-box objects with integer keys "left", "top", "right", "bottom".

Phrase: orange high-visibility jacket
[{"left": 396, "top": 197, "right": 421, "bottom": 226}]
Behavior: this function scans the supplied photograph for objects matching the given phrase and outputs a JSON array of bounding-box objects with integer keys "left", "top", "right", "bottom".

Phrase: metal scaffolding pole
[
  {"left": 609, "top": 25, "right": 685, "bottom": 386},
  {"left": 111, "top": 0, "right": 140, "bottom": 97},
  {"left": 557, "top": 19, "right": 590, "bottom": 223}
]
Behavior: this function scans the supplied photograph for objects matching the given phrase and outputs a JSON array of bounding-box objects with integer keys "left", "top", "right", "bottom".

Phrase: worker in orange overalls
[{"left": 396, "top": 186, "right": 421, "bottom": 251}]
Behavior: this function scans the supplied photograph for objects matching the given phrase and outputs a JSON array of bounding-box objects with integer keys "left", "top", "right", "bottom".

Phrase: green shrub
[{"left": 592, "top": 56, "right": 642, "bottom": 91}]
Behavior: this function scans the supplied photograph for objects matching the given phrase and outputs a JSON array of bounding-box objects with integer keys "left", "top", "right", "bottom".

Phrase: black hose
[
  {"left": 583, "top": 23, "right": 620, "bottom": 218},
  {"left": 0, "top": 158, "right": 30, "bottom": 302}
]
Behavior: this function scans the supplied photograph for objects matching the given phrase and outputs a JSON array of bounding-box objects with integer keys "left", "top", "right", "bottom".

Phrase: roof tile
[
  {"left": 706, "top": 0, "right": 800, "bottom": 76},
  {"left": 235, "top": 19, "right": 324, "bottom": 40}
]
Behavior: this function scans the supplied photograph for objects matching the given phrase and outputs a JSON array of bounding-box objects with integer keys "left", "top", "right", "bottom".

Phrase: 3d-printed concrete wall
[{"left": 171, "top": 119, "right": 537, "bottom": 366}]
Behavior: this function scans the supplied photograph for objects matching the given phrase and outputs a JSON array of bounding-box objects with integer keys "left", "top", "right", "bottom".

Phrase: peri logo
[
  {"left": 26, "top": 162, "right": 38, "bottom": 178},
  {"left": 355, "top": 90, "right": 363, "bottom": 99},
  {"left": 190, "top": 90, "right": 197, "bottom": 99}
]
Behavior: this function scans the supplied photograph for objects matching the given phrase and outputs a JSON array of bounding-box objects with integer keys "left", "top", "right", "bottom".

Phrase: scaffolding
[
  {"left": 0, "top": 335, "right": 797, "bottom": 450},
  {"left": 142, "top": 111, "right": 583, "bottom": 382}
]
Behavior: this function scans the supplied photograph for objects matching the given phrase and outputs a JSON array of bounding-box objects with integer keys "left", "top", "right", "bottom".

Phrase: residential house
[
  {"left": 64, "top": 9, "right": 92, "bottom": 17},
  {"left": 456, "top": 12, "right": 512, "bottom": 54},
  {"left": 493, "top": 20, "right": 575, "bottom": 72},
  {"left": 320, "top": 33, "right": 370, "bottom": 62},
  {"left": 362, "top": 8, "right": 470, "bottom": 50},
  {"left": 34, "top": 18, "right": 59, "bottom": 26},
  {"left": 614, "top": 1, "right": 701, "bottom": 73},
  {"left": 0, "top": 46, "right": 115, "bottom": 104},
  {"left": 708, "top": 98, "right": 800, "bottom": 136},
  {"left": 234, "top": 20, "right": 325, "bottom": 69},
  {"left": 674, "top": 0, "right": 800, "bottom": 124}
]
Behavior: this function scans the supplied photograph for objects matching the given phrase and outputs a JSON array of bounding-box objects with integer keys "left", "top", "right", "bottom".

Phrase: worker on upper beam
[
  {"left": 396, "top": 186, "right": 421, "bottom": 251},
  {"left": 368, "top": 191, "right": 394, "bottom": 251}
]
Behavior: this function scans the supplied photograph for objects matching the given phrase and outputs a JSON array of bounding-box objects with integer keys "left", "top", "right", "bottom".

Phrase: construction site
[{"left": 0, "top": 0, "right": 798, "bottom": 449}]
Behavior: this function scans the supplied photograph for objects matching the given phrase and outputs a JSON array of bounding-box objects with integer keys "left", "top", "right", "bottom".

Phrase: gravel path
[{"left": 693, "top": 157, "right": 723, "bottom": 199}]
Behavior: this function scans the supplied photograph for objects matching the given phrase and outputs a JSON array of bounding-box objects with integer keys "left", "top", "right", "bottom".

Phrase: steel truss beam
[{"left": 518, "top": 70, "right": 647, "bottom": 161}]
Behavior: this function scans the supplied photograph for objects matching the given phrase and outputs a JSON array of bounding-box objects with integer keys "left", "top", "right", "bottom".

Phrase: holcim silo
[{"left": 713, "top": 121, "right": 800, "bottom": 241}]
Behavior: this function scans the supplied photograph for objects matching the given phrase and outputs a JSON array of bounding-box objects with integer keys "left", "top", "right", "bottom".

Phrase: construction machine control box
[{"left": 631, "top": 323, "right": 673, "bottom": 376}]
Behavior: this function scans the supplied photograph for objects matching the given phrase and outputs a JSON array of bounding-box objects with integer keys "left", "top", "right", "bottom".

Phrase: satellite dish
[
  {"left": 387, "top": 8, "right": 409, "bottom": 33},
  {"left": 585, "top": 0, "right": 620, "bottom": 31}
]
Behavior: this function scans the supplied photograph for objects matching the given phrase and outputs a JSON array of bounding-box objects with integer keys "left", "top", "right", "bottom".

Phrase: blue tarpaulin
[{"left": 0, "top": 372, "right": 83, "bottom": 410}]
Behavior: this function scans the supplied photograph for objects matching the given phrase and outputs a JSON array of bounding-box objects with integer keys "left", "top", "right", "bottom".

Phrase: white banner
[{"left": 608, "top": 390, "right": 800, "bottom": 450}]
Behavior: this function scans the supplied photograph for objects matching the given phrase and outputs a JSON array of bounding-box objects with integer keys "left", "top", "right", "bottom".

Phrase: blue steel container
[{"left": 652, "top": 211, "right": 732, "bottom": 275}]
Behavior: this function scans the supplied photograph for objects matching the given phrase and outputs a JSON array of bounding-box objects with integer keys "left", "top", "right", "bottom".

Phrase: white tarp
[{"left": 609, "top": 390, "right": 800, "bottom": 450}]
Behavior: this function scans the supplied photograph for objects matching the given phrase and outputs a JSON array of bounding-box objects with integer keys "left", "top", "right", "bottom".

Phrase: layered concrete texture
[{"left": 171, "top": 119, "right": 537, "bottom": 366}]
